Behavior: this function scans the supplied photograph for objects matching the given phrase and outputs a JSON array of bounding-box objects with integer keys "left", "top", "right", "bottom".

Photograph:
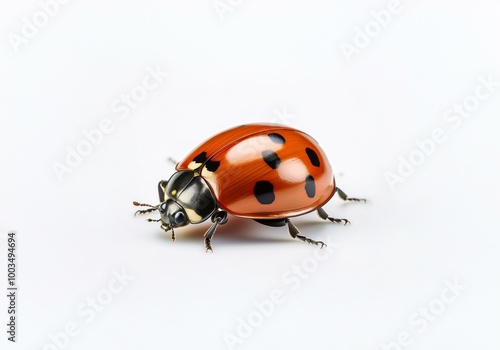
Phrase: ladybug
[{"left": 133, "top": 123, "right": 365, "bottom": 251}]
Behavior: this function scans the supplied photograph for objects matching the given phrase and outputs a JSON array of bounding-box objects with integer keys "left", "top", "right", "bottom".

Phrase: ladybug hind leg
[
  {"left": 254, "top": 218, "right": 326, "bottom": 248},
  {"left": 317, "top": 207, "right": 350, "bottom": 226},
  {"left": 316, "top": 187, "right": 366, "bottom": 225},
  {"left": 336, "top": 187, "right": 367, "bottom": 203},
  {"left": 286, "top": 219, "right": 326, "bottom": 248}
]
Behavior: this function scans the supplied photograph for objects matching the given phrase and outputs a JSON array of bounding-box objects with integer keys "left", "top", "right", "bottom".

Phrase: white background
[{"left": 1, "top": 1, "right": 500, "bottom": 349}]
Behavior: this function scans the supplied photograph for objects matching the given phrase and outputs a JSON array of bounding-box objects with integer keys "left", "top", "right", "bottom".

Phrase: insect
[{"left": 133, "top": 123, "right": 365, "bottom": 251}]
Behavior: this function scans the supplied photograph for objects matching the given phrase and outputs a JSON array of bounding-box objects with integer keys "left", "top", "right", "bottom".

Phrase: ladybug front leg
[
  {"left": 286, "top": 219, "right": 326, "bottom": 248},
  {"left": 203, "top": 210, "right": 228, "bottom": 252}
]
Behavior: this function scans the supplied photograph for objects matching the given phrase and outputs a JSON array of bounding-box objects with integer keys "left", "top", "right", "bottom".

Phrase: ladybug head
[
  {"left": 156, "top": 170, "right": 217, "bottom": 230},
  {"left": 157, "top": 199, "right": 189, "bottom": 230},
  {"left": 134, "top": 171, "right": 217, "bottom": 233}
]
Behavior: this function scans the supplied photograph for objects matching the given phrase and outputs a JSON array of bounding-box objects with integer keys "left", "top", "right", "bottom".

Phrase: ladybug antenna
[{"left": 133, "top": 201, "right": 159, "bottom": 216}]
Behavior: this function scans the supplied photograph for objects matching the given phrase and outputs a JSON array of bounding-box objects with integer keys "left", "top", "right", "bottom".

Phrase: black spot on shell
[
  {"left": 193, "top": 151, "right": 219, "bottom": 172},
  {"left": 268, "top": 133, "right": 286, "bottom": 144},
  {"left": 305, "top": 175, "right": 316, "bottom": 198},
  {"left": 205, "top": 160, "right": 220, "bottom": 172},
  {"left": 193, "top": 152, "right": 208, "bottom": 163},
  {"left": 262, "top": 150, "right": 281, "bottom": 169},
  {"left": 254, "top": 181, "right": 275, "bottom": 204},
  {"left": 305, "top": 148, "right": 320, "bottom": 167}
]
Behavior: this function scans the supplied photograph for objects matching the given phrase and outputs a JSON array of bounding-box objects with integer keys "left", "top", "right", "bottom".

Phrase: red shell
[{"left": 176, "top": 124, "right": 336, "bottom": 219}]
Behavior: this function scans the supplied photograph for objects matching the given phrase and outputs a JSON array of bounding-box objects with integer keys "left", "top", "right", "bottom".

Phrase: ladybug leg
[
  {"left": 204, "top": 210, "right": 228, "bottom": 252},
  {"left": 158, "top": 223, "right": 175, "bottom": 241},
  {"left": 317, "top": 207, "right": 350, "bottom": 226},
  {"left": 286, "top": 219, "right": 326, "bottom": 248},
  {"left": 336, "top": 188, "right": 367, "bottom": 203}
]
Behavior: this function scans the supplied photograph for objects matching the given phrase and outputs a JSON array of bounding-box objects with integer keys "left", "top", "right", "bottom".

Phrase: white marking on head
[{"left": 184, "top": 208, "right": 202, "bottom": 223}]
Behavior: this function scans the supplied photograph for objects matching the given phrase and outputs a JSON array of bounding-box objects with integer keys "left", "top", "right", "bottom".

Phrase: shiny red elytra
[{"left": 134, "top": 123, "right": 365, "bottom": 251}]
